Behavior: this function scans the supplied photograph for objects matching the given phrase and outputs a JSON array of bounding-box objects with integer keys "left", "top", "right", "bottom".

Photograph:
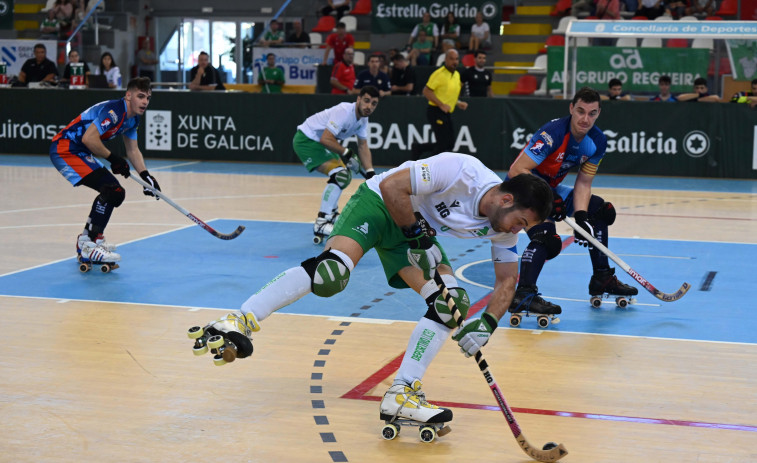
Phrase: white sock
[
  {"left": 393, "top": 316, "right": 452, "bottom": 386},
  {"left": 320, "top": 168, "right": 345, "bottom": 213},
  {"left": 240, "top": 266, "right": 311, "bottom": 322}
]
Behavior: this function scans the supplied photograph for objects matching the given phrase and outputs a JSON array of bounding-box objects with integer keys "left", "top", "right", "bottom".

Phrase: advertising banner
[
  {"left": 726, "top": 39, "right": 757, "bottom": 81},
  {"left": 371, "top": 0, "right": 501, "bottom": 34},
  {"left": 547, "top": 46, "right": 709, "bottom": 92},
  {"left": 0, "top": 0, "right": 12, "bottom": 30},
  {"left": 252, "top": 47, "right": 323, "bottom": 86},
  {"left": 0, "top": 39, "right": 57, "bottom": 77}
]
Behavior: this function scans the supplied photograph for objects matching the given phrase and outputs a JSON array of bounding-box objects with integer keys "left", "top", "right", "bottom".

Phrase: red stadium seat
[
  {"left": 631, "top": 15, "right": 650, "bottom": 20},
  {"left": 312, "top": 15, "right": 336, "bottom": 33},
  {"left": 509, "top": 75, "right": 539, "bottom": 95},
  {"left": 716, "top": 0, "right": 737, "bottom": 16},
  {"left": 551, "top": 0, "right": 572, "bottom": 16},
  {"left": 350, "top": 0, "right": 371, "bottom": 15},
  {"left": 539, "top": 34, "right": 566, "bottom": 53},
  {"left": 705, "top": 15, "right": 723, "bottom": 20},
  {"left": 462, "top": 53, "right": 476, "bottom": 67},
  {"left": 666, "top": 38, "right": 688, "bottom": 48}
]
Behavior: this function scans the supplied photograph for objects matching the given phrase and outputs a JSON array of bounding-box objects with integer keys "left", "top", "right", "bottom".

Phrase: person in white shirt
[
  {"left": 468, "top": 11, "right": 491, "bottom": 52},
  {"left": 293, "top": 85, "right": 380, "bottom": 242},
  {"left": 96, "top": 52, "right": 122, "bottom": 89},
  {"left": 196, "top": 152, "right": 553, "bottom": 434}
]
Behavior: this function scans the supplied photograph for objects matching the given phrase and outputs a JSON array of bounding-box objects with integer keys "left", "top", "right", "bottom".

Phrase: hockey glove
[
  {"left": 403, "top": 221, "right": 442, "bottom": 280},
  {"left": 340, "top": 148, "right": 361, "bottom": 175},
  {"left": 549, "top": 194, "right": 566, "bottom": 222},
  {"left": 139, "top": 170, "right": 161, "bottom": 199},
  {"left": 107, "top": 154, "right": 130, "bottom": 178},
  {"left": 573, "top": 210, "right": 595, "bottom": 248},
  {"left": 452, "top": 312, "right": 498, "bottom": 357},
  {"left": 362, "top": 168, "right": 375, "bottom": 180}
]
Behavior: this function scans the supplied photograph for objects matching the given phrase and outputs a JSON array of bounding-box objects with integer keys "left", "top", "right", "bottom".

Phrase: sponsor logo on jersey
[
  {"left": 474, "top": 226, "right": 490, "bottom": 237},
  {"left": 353, "top": 222, "right": 369, "bottom": 235},
  {"left": 450, "top": 200, "right": 460, "bottom": 208},
  {"left": 540, "top": 131, "right": 553, "bottom": 146},
  {"left": 100, "top": 118, "right": 111, "bottom": 129},
  {"left": 420, "top": 163, "right": 431, "bottom": 183},
  {"left": 108, "top": 110, "right": 118, "bottom": 124},
  {"left": 531, "top": 140, "right": 545, "bottom": 154},
  {"left": 556, "top": 151, "right": 565, "bottom": 162}
]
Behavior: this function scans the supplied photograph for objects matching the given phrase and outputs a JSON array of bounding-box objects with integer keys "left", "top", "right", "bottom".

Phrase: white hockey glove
[
  {"left": 403, "top": 221, "right": 442, "bottom": 281},
  {"left": 452, "top": 312, "right": 498, "bottom": 357}
]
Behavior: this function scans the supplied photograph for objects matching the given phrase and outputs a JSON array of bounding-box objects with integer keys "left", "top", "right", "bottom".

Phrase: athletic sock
[
  {"left": 393, "top": 316, "right": 452, "bottom": 386},
  {"left": 320, "top": 183, "right": 342, "bottom": 214},
  {"left": 240, "top": 266, "right": 311, "bottom": 322},
  {"left": 518, "top": 242, "right": 547, "bottom": 287}
]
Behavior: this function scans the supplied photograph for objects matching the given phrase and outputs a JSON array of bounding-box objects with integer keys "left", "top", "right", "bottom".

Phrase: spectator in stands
[
  {"left": 39, "top": 9, "right": 60, "bottom": 39},
  {"left": 622, "top": 0, "right": 639, "bottom": 11},
  {"left": 53, "top": 0, "right": 74, "bottom": 36},
  {"left": 355, "top": 54, "right": 391, "bottom": 97},
  {"left": 678, "top": 77, "right": 720, "bottom": 102},
  {"left": 287, "top": 19, "right": 310, "bottom": 47},
  {"left": 440, "top": 11, "right": 461, "bottom": 53},
  {"left": 61, "top": 49, "right": 91, "bottom": 85},
  {"left": 390, "top": 53, "right": 415, "bottom": 96},
  {"left": 330, "top": 47, "right": 357, "bottom": 94},
  {"left": 468, "top": 11, "right": 491, "bottom": 53},
  {"left": 409, "top": 29, "right": 434, "bottom": 66},
  {"left": 258, "top": 53, "right": 285, "bottom": 93},
  {"left": 375, "top": 52, "right": 390, "bottom": 75},
  {"left": 601, "top": 78, "right": 631, "bottom": 100},
  {"left": 96, "top": 52, "right": 121, "bottom": 89},
  {"left": 730, "top": 78, "right": 757, "bottom": 108},
  {"left": 260, "top": 20, "right": 284, "bottom": 47},
  {"left": 407, "top": 12, "right": 439, "bottom": 51},
  {"left": 687, "top": 0, "right": 717, "bottom": 16},
  {"left": 461, "top": 50, "right": 493, "bottom": 97},
  {"left": 323, "top": 22, "right": 355, "bottom": 65},
  {"left": 650, "top": 75, "right": 677, "bottom": 101},
  {"left": 136, "top": 39, "right": 159, "bottom": 81},
  {"left": 665, "top": 0, "right": 689, "bottom": 19},
  {"left": 188, "top": 51, "right": 225, "bottom": 91},
  {"left": 320, "top": 0, "right": 351, "bottom": 22},
  {"left": 596, "top": 0, "right": 621, "bottom": 19},
  {"left": 17, "top": 43, "right": 58, "bottom": 86},
  {"left": 571, "top": 0, "right": 595, "bottom": 16},
  {"left": 411, "top": 49, "right": 468, "bottom": 160},
  {"left": 637, "top": 0, "right": 665, "bottom": 19}
]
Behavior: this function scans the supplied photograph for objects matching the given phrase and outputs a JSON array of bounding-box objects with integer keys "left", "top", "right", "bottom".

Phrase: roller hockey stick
[
  {"left": 564, "top": 217, "right": 689, "bottom": 302},
  {"left": 433, "top": 273, "right": 568, "bottom": 462},
  {"left": 130, "top": 176, "right": 245, "bottom": 240}
]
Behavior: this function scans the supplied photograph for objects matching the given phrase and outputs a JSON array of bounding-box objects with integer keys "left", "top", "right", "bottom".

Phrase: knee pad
[
  {"left": 98, "top": 183, "right": 125, "bottom": 208},
  {"left": 424, "top": 274, "right": 471, "bottom": 329},
  {"left": 301, "top": 250, "right": 350, "bottom": 297},
  {"left": 327, "top": 167, "right": 352, "bottom": 190},
  {"left": 527, "top": 222, "right": 562, "bottom": 260},
  {"left": 591, "top": 200, "right": 616, "bottom": 226}
]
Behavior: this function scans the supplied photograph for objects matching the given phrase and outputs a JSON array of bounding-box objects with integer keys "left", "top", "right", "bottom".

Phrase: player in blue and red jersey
[
  {"left": 507, "top": 87, "right": 637, "bottom": 315},
  {"left": 49, "top": 77, "right": 161, "bottom": 266}
]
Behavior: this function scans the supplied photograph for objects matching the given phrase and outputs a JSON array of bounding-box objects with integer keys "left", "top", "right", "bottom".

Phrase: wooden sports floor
[{"left": 1, "top": 156, "right": 756, "bottom": 463}]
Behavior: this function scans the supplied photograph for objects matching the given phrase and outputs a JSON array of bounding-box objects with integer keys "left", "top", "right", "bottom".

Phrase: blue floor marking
[
  {"left": 4, "top": 154, "right": 757, "bottom": 193},
  {"left": 0, "top": 219, "right": 754, "bottom": 344}
]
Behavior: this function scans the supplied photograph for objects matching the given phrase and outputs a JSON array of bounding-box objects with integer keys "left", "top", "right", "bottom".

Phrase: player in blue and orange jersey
[
  {"left": 507, "top": 86, "right": 637, "bottom": 316},
  {"left": 49, "top": 76, "right": 161, "bottom": 266}
]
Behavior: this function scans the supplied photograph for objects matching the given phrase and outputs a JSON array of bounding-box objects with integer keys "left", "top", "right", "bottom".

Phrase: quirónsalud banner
[
  {"left": 547, "top": 46, "right": 710, "bottom": 92},
  {"left": 371, "top": 0, "right": 501, "bottom": 34}
]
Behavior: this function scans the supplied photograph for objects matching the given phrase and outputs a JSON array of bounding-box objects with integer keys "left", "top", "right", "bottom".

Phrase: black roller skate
[
  {"left": 589, "top": 268, "right": 638, "bottom": 309},
  {"left": 508, "top": 284, "right": 562, "bottom": 328}
]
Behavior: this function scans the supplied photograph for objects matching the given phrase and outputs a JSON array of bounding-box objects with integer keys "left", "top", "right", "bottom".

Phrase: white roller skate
[
  {"left": 187, "top": 312, "right": 259, "bottom": 366},
  {"left": 77, "top": 235, "right": 121, "bottom": 273},
  {"left": 380, "top": 379, "right": 452, "bottom": 443},
  {"left": 313, "top": 212, "right": 335, "bottom": 245}
]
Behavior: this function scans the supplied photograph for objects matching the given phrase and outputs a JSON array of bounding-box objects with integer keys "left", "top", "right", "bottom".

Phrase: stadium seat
[
  {"left": 436, "top": 53, "right": 445, "bottom": 66},
  {"left": 705, "top": 15, "right": 723, "bottom": 20},
  {"left": 539, "top": 34, "right": 565, "bottom": 53},
  {"left": 341, "top": 15, "right": 357, "bottom": 32},
  {"left": 551, "top": 0, "right": 572, "bottom": 16},
  {"left": 616, "top": 37, "right": 638, "bottom": 47},
  {"left": 692, "top": 38, "right": 714, "bottom": 49},
  {"left": 462, "top": 53, "right": 475, "bottom": 67},
  {"left": 509, "top": 75, "right": 538, "bottom": 95},
  {"left": 631, "top": 15, "right": 649, "bottom": 20},
  {"left": 353, "top": 51, "right": 365, "bottom": 65},
  {"left": 640, "top": 37, "right": 663, "bottom": 47},
  {"left": 553, "top": 16, "right": 575, "bottom": 34},
  {"left": 679, "top": 15, "right": 699, "bottom": 21},
  {"left": 312, "top": 15, "right": 336, "bottom": 33},
  {"left": 350, "top": 0, "right": 371, "bottom": 15},
  {"left": 716, "top": 0, "right": 737, "bottom": 16},
  {"left": 309, "top": 32, "right": 322, "bottom": 45},
  {"left": 666, "top": 38, "right": 688, "bottom": 48},
  {"left": 532, "top": 54, "right": 547, "bottom": 75},
  {"left": 708, "top": 57, "right": 732, "bottom": 76}
]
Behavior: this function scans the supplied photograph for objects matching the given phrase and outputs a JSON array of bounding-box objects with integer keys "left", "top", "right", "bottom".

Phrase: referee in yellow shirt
[{"left": 411, "top": 49, "right": 468, "bottom": 160}]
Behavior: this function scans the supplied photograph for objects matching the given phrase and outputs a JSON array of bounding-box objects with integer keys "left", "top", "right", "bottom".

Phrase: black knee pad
[
  {"left": 98, "top": 183, "right": 125, "bottom": 208},
  {"left": 591, "top": 201, "right": 616, "bottom": 226},
  {"left": 527, "top": 222, "right": 562, "bottom": 260}
]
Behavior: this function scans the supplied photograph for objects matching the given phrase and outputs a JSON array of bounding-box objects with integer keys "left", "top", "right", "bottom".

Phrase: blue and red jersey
[
  {"left": 52, "top": 98, "right": 140, "bottom": 151},
  {"left": 518, "top": 115, "right": 606, "bottom": 188}
]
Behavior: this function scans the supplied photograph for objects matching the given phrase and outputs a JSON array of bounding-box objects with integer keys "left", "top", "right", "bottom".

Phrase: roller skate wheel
[
  {"left": 436, "top": 425, "right": 451, "bottom": 437},
  {"left": 78, "top": 263, "right": 90, "bottom": 273},
  {"left": 381, "top": 423, "right": 399, "bottom": 440},
  {"left": 419, "top": 426, "right": 436, "bottom": 443},
  {"left": 537, "top": 315, "right": 550, "bottom": 328},
  {"left": 616, "top": 297, "right": 628, "bottom": 309},
  {"left": 207, "top": 335, "right": 225, "bottom": 350},
  {"left": 193, "top": 345, "right": 208, "bottom": 356},
  {"left": 509, "top": 314, "right": 522, "bottom": 327},
  {"left": 629, "top": 297, "right": 637, "bottom": 305},
  {"left": 543, "top": 442, "right": 558, "bottom": 450},
  {"left": 212, "top": 354, "right": 226, "bottom": 366},
  {"left": 222, "top": 345, "right": 238, "bottom": 363},
  {"left": 312, "top": 235, "right": 323, "bottom": 245},
  {"left": 590, "top": 296, "right": 602, "bottom": 308},
  {"left": 551, "top": 317, "right": 561, "bottom": 325},
  {"left": 100, "top": 264, "right": 111, "bottom": 273},
  {"left": 187, "top": 326, "right": 204, "bottom": 339}
]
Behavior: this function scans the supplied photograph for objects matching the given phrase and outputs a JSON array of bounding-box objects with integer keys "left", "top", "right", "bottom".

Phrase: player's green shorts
[
  {"left": 293, "top": 130, "right": 339, "bottom": 172},
  {"left": 331, "top": 183, "right": 451, "bottom": 289}
]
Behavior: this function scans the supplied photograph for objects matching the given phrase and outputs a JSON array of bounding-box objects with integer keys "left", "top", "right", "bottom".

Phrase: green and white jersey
[
  {"left": 365, "top": 152, "right": 519, "bottom": 263},
  {"left": 297, "top": 102, "right": 368, "bottom": 143}
]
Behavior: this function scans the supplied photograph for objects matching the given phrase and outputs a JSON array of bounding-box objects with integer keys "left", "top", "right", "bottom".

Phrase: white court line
[
  {"left": 0, "top": 222, "right": 186, "bottom": 231},
  {"left": 150, "top": 161, "right": 201, "bottom": 170}
]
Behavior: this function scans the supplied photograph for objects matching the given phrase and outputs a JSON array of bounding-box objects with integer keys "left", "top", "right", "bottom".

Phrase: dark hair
[
  {"left": 127, "top": 77, "right": 152, "bottom": 93},
  {"left": 659, "top": 75, "right": 672, "bottom": 84},
  {"left": 694, "top": 77, "right": 707, "bottom": 86},
  {"left": 475, "top": 50, "right": 487, "bottom": 58},
  {"left": 266, "top": 53, "right": 276, "bottom": 58},
  {"left": 499, "top": 174, "right": 553, "bottom": 222},
  {"left": 99, "top": 52, "right": 117, "bottom": 70},
  {"left": 571, "top": 86, "right": 601, "bottom": 106},
  {"left": 391, "top": 53, "right": 406, "bottom": 62},
  {"left": 198, "top": 51, "right": 209, "bottom": 58},
  {"left": 608, "top": 78, "right": 622, "bottom": 88},
  {"left": 752, "top": 78, "right": 757, "bottom": 85},
  {"left": 336, "top": 22, "right": 346, "bottom": 29},
  {"left": 34, "top": 43, "right": 46, "bottom": 51},
  {"left": 359, "top": 85, "right": 380, "bottom": 98}
]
